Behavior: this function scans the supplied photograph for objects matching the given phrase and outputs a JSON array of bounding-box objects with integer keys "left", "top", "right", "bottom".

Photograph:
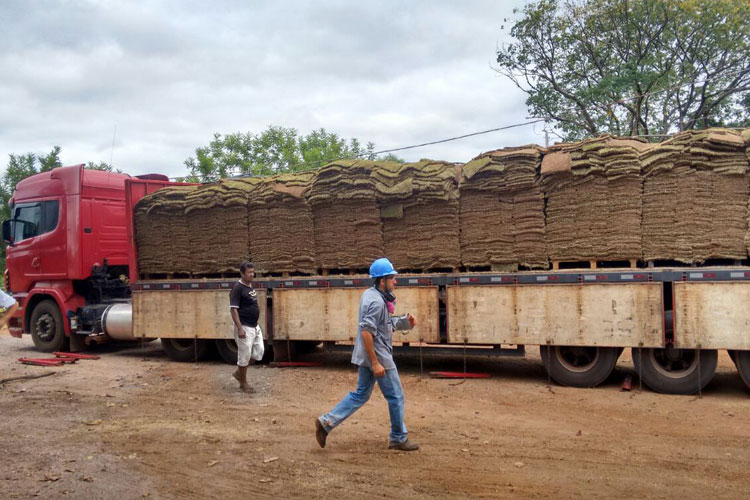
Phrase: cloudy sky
[{"left": 0, "top": 0, "right": 541, "bottom": 179}]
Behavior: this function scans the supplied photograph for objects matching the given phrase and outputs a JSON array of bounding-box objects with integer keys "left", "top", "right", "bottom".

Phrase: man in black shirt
[{"left": 230, "top": 261, "right": 263, "bottom": 392}]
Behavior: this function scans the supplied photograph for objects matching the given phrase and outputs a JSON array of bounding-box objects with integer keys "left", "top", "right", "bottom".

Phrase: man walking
[
  {"left": 315, "top": 257, "right": 419, "bottom": 451},
  {"left": 230, "top": 261, "right": 264, "bottom": 393}
]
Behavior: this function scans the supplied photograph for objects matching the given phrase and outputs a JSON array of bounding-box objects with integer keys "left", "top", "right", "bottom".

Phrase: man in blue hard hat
[{"left": 315, "top": 257, "right": 419, "bottom": 451}]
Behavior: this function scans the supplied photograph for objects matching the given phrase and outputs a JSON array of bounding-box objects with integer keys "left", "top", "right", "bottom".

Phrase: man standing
[
  {"left": 315, "top": 257, "right": 419, "bottom": 451},
  {"left": 230, "top": 261, "right": 264, "bottom": 393}
]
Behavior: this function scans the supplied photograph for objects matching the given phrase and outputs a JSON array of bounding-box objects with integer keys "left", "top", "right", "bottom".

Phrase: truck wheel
[
  {"left": 733, "top": 351, "right": 750, "bottom": 390},
  {"left": 632, "top": 346, "right": 717, "bottom": 395},
  {"left": 161, "top": 338, "right": 209, "bottom": 362},
  {"left": 215, "top": 339, "right": 238, "bottom": 365},
  {"left": 539, "top": 345, "right": 618, "bottom": 388},
  {"left": 30, "top": 300, "right": 68, "bottom": 352}
]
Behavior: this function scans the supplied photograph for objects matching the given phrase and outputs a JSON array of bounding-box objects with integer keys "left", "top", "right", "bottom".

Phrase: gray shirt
[{"left": 351, "top": 287, "right": 412, "bottom": 370}]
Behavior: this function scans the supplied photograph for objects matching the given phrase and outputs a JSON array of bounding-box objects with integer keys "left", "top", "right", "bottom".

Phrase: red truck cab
[{"left": 2, "top": 164, "right": 171, "bottom": 351}]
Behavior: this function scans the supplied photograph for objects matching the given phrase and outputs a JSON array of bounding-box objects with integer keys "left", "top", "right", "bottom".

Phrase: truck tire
[
  {"left": 161, "top": 338, "right": 209, "bottom": 362},
  {"left": 215, "top": 339, "right": 238, "bottom": 364},
  {"left": 732, "top": 350, "right": 750, "bottom": 390},
  {"left": 30, "top": 300, "right": 68, "bottom": 352},
  {"left": 539, "top": 345, "right": 619, "bottom": 388},
  {"left": 632, "top": 346, "right": 717, "bottom": 395}
]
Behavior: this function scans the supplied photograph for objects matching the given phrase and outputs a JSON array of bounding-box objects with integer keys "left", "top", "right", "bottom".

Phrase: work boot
[
  {"left": 388, "top": 439, "right": 419, "bottom": 451},
  {"left": 315, "top": 418, "right": 328, "bottom": 448}
]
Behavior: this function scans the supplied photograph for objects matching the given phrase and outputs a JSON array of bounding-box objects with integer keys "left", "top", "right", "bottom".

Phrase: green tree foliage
[
  {"left": 496, "top": 0, "right": 750, "bottom": 140},
  {"left": 183, "top": 125, "right": 403, "bottom": 182}
]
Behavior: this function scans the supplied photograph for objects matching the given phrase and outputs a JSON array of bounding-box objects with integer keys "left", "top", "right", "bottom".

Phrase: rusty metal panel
[
  {"left": 446, "top": 283, "right": 663, "bottom": 347},
  {"left": 272, "top": 287, "right": 440, "bottom": 342},
  {"left": 674, "top": 282, "right": 750, "bottom": 349},
  {"left": 133, "top": 289, "right": 268, "bottom": 339}
]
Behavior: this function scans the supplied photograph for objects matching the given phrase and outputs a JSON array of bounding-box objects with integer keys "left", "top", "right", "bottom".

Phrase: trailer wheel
[
  {"left": 161, "top": 338, "right": 209, "bottom": 362},
  {"left": 30, "top": 300, "right": 68, "bottom": 352},
  {"left": 215, "top": 339, "right": 239, "bottom": 364},
  {"left": 732, "top": 351, "right": 750, "bottom": 391},
  {"left": 632, "top": 346, "right": 717, "bottom": 395},
  {"left": 539, "top": 345, "right": 618, "bottom": 388}
]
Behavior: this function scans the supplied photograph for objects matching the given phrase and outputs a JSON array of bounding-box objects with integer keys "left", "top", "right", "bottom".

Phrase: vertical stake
[
  {"left": 638, "top": 343, "right": 643, "bottom": 393},
  {"left": 419, "top": 340, "right": 424, "bottom": 376},
  {"left": 463, "top": 339, "right": 467, "bottom": 383},
  {"left": 697, "top": 345, "right": 702, "bottom": 398}
]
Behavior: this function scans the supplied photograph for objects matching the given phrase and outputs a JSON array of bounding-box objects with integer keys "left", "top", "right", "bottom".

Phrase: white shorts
[{"left": 234, "top": 325, "right": 264, "bottom": 366}]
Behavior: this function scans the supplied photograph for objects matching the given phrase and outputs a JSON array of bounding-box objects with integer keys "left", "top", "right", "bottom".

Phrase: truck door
[
  {"left": 38, "top": 199, "right": 66, "bottom": 279},
  {"left": 9, "top": 202, "right": 43, "bottom": 290}
]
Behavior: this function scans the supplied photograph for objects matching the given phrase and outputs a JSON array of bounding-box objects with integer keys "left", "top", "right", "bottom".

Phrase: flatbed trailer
[{"left": 130, "top": 266, "right": 750, "bottom": 395}]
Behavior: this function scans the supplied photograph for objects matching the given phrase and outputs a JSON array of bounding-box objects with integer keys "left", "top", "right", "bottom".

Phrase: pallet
[
  {"left": 646, "top": 258, "right": 748, "bottom": 269},
  {"left": 551, "top": 259, "right": 638, "bottom": 271},
  {"left": 316, "top": 268, "right": 369, "bottom": 277}
]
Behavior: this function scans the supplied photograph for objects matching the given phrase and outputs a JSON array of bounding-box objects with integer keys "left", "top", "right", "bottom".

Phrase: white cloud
[{"left": 0, "top": 0, "right": 542, "bottom": 179}]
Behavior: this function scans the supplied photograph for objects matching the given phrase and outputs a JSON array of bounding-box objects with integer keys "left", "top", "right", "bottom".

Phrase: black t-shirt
[{"left": 230, "top": 281, "right": 260, "bottom": 327}]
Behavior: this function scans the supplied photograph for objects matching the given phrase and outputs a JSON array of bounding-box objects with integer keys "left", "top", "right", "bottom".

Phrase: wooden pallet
[{"left": 551, "top": 259, "right": 638, "bottom": 271}]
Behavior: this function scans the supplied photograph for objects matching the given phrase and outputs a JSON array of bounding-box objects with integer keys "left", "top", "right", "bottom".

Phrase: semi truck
[{"left": 5, "top": 165, "right": 750, "bottom": 395}]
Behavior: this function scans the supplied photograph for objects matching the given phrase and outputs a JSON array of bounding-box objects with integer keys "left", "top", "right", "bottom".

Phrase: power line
[
  {"left": 219, "top": 118, "right": 545, "bottom": 178},
  {"left": 182, "top": 67, "right": 750, "bottom": 181},
  {"left": 366, "top": 119, "right": 546, "bottom": 156}
]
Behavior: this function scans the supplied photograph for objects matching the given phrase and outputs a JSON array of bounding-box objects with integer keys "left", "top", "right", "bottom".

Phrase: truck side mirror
[{"left": 2, "top": 220, "right": 14, "bottom": 246}]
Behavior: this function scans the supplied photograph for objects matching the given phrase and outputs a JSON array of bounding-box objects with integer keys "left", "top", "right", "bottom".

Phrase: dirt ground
[{"left": 1, "top": 331, "right": 749, "bottom": 500}]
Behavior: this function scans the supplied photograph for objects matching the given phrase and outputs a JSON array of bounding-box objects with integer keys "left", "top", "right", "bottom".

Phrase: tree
[
  {"left": 495, "top": 0, "right": 750, "bottom": 141},
  {"left": 183, "top": 125, "right": 402, "bottom": 182}
]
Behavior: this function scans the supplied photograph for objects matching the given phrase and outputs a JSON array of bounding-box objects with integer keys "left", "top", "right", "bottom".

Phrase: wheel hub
[
  {"left": 35, "top": 313, "right": 56, "bottom": 341},
  {"left": 555, "top": 346, "right": 600, "bottom": 373},
  {"left": 650, "top": 346, "right": 699, "bottom": 379},
  {"left": 171, "top": 339, "right": 195, "bottom": 351}
]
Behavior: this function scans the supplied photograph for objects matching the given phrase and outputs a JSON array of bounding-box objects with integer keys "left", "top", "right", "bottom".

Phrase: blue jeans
[{"left": 319, "top": 365, "right": 407, "bottom": 444}]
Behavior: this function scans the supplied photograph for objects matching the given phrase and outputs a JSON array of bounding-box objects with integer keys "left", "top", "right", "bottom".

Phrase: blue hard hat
[{"left": 369, "top": 257, "right": 398, "bottom": 278}]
